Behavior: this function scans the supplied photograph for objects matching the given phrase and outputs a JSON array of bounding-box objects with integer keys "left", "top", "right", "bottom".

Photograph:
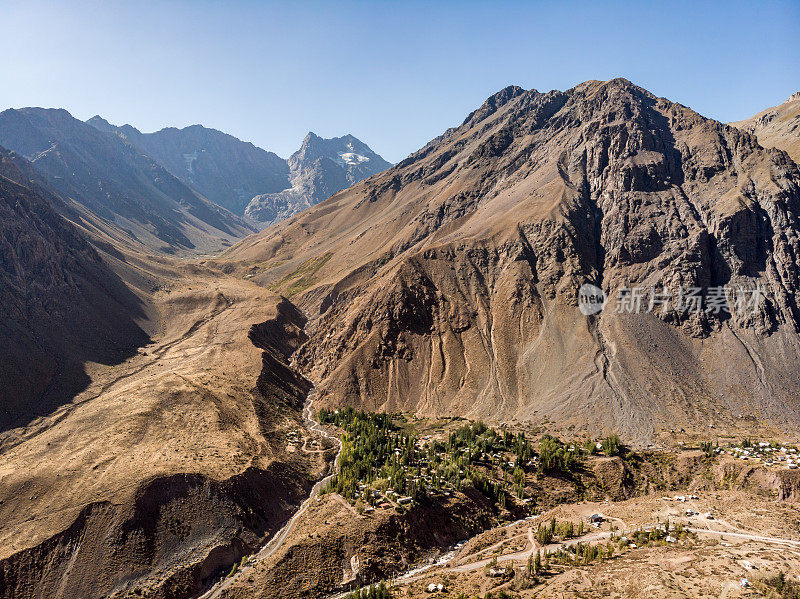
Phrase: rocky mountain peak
[
  {"left": 462, "top": 84, "right": 527, "bottom": 126},
  {"left": 85, "top": 115, "right": 114, "bottom": 132},
  {"left": 232, "top": 78, "right": 800, "bottom": 440},
  {"left": 245, "top": 132, "right": 391, "bottom": 226}
]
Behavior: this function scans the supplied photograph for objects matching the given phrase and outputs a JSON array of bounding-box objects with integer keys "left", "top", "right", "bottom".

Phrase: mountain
[
  {"left": 0, "top": 146, "right": 150, "bottom": 429},
  {"left": 0, "top": 152, "right": 317, "bottom": 597},
  {"left": 86, "top": 118, "right": 392, "bottom": 227},
  {"left": 87, "top": 117, "right": 291, "bottom": 215},
  {"left": 731, "top": 91, "right": 800, "bottom": 164},
  {"left": 243, "top": 132, "right": 392, "bottom": 225},
  {"left": 0, "top": 108, "right": 256, "bottom": 254},
  {"left": 225, "top": 79, "right": 800, "bottom": 442}
]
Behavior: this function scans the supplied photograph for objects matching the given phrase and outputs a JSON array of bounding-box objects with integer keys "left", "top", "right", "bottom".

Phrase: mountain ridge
[
  {"left": 731, "top": 90, "right": 800, "bottom": 164},
  {"left": 86, "top": 116, "right": 392, "bottom": 227},
  {"left": 221, "top": 77, "right": 800, "bottom": 442},
  {"left": 86, "top": 116, "right": 292, "bottom": 216},
  {"left": 0, "top": 107, "right": 256, "bottom": 254}
]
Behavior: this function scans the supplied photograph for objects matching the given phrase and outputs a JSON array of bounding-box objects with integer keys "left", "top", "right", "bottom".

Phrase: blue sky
[{"left": 1, "top": 0, "right": 798, "bottom": 162}]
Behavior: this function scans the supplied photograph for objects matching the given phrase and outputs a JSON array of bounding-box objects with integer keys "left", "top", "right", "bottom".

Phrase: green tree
[{"left": 601, "top": 434, "right": 621, "bottom": 456}]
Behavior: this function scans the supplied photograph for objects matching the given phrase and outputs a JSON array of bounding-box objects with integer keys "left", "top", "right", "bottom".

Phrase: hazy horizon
[{"left": 2, "top": 0, "right": 798, "bottom": 162}]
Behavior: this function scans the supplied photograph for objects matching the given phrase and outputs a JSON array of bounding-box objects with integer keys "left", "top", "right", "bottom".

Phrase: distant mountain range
[
  {"left": 0, "top": 108, "right": 389, "bottom": 255},
  {"left": 86, "top": 116, "right": 391, "bottom": 227},
  {"left": 0, "top": 108, "right": 256, "bottom": 254},
  {"left": 86, "top": 116, "right": 291, "bottom": 215}
]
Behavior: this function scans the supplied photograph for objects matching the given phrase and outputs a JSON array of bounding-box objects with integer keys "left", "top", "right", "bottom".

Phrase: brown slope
[
  {"left": 221, "top": 79, "right": 800, "bottom": 443},
  {"left": 0, "top": 271, "right": 318, "bottom": 599},
  {"left": 731, "top": 91, "right": 800, "bottom": 164},
  {"left": 0, "top": 144, "right": 324, "bottom": 599},
  {"left": 0, "top": 158, "right": 151, "bottom": 430}
]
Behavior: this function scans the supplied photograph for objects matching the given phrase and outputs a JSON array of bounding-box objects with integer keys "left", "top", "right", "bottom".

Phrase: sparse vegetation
[
  {"left": 268, "top": 252, "right": 332, "bottom": 295},
  {"left": 755, "top": 571, "right": 800, "bottom": 598}
]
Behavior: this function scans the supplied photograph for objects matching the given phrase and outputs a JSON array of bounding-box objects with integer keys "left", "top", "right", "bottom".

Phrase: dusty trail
[
  {"left": 360, "top": 516, "right": 800, "bottom": 590},
  {"left": 197, "top": 394, "right": 341, "bottom": 599}
]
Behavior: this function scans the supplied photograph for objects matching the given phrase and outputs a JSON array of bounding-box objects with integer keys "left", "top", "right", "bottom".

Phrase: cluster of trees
[
  {"left": 344, "top": 583, "right": 392, "bottom": 599},
  {"left": 447, "top": 422, "right": 534, "bottom": 464},
  {"left": 573, "top": 541, "right": 614, "bottom": 564},
  {"left": 601, "top": 434, "right": 622, "bottom": 456},
  {"left": 700, "top": 440, "right": 718, "bottom": 458},
  {"left": 547, "top": 540, "right": 614, "bottom": 566},
  {"left": 621, "top": 521, "right": 690, "bottom": 548},
  {"left": 758, "top": 572, "right": 800, "bottom": 599},
  {"left": 538, "top": 435, "right": 578, "bottom": 474},
  {"left": 442, "top": 421, "right": 537, "bottom": 507},
  {"left": 321, "top": 408, "right": 635, "bottom": 514},
  {"left": 323, "top": 412, "right": 535, "bottom": 509},
  {"left": 453, "top": 593, "right": 518, "bottom": 599},
  {"left": 321, "top": 408, "right": 417, "bottom": 499},
  {"left": 582, "top": 434, "right": 625, "bottom": 457},
  {"left": 322, "top": 410, "right": 492, "bottom": 503},
  {"left": 534, "top": 516, "right": 583, "bottom": 545},
  {"left": 470, "top": 470, "right": 506, "bottom": 507},
  {"left": 527, "top": 549, "right": 545, "bottom": 576}
]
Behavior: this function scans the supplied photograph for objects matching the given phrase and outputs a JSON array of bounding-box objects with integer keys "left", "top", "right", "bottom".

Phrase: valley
[
  {"left": 187, "top": 408, "right": 800, "bottom": 599},
  {"left": 2, "top": 68, "right": 800, "bottom": 599},
  {"left": 0, "top": 255, "right": 323, "bottom": 599}
]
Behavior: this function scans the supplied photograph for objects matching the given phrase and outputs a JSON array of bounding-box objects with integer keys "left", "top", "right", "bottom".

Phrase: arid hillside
[
  {"left": 0, "top": 151, "right": 151, "bottom": 429},
  {"left": 0, "top": 255, "right": 321, "bottom": 599},
  {"left": 222, "top": 79, "right": 800, "bottom": 443},
  {"left": 0, "top": 151, "right": 324, "bottom": 597},
  {"left": 731, "top": 91, "right": 800, "bottom": 164}
]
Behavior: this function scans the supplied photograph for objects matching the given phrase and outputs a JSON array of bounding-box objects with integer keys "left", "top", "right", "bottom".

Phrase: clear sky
[{"left": 1, "top": 0, "right": 798, "bottom": 163}]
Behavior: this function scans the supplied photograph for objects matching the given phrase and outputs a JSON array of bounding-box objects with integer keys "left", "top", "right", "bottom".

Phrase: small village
[{"left": 723, "top": 440, "right": 799, "bottom": 469}]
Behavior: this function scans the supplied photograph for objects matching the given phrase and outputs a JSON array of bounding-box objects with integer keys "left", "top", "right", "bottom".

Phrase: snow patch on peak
[{"left": 337, "top": 152, "right": 370, "bottom": 166}]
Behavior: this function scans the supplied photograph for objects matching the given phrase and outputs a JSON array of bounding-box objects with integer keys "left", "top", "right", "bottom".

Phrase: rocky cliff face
[
  {"left": 244, "top": 132, "right": 391, "bottom": 225},
  {"left": 0, "top": 149, "right": 150, "bottom": 429},
  {"left": 227, "top": 79, "right": 800, "bottom": 442},
  {"left": 87, "top": 117, "right": 291, "bottom": 216},
  {"left": 0, "top": 108, "right": 255, "bottom": 255}
]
